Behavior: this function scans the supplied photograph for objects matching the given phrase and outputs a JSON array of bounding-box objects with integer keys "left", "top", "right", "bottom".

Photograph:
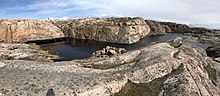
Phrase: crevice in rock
[
  {"left": 185, "top": 63, "right": 203, "bottom": 96},
  {"left": 80, "top": 58, "right": 140, "bottom": 70}
]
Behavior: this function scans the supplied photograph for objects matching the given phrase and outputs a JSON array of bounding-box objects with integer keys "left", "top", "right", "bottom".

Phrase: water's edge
[{"left": 39, "top": 33, "right": 211, "bottom": 61}]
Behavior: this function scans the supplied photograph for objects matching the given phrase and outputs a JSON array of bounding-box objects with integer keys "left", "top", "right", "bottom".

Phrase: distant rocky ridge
[
  {"left": 52, "top": 17, "right": 220, "bottom": 45},
  {"left": 0, "top": 19, "right": 64, "bottom": 43},
  {"left": 144, "top": 20, "right": 220, "bottom": 45},
  {"left": 52, "top": 17, "right": 150, "bottom": 44},
  {"left": 0, "top": 17, "right": 219, "bottom": 45}
]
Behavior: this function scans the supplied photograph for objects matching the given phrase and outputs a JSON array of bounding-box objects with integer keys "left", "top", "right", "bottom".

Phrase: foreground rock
[
  {"left": 52, "top": 17, "right": 150, "bottom": 44},
  {"left": 0, "top": 43, "right": 58, "bottom": 62},
  {"left": 0, "top": 19, "right": 65, "bottom": 43},
  {"left": 0, "top": 39, "right": 220, "bottom": 96},
  {"left": 92, "top": 46, "right": 127, "bottom": 57}
]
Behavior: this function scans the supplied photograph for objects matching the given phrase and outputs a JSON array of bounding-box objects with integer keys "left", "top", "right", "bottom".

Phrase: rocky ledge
[
  {"left": 145, "top": 20, "right": 220, "bottom": 45},
  {"left": 0, "top": 19, "right": 65, "bottom": 43},
  {"left": 0, "top": 17, "right": 219, "bottom": 45},
  {"left": 52, "top": 17, "right": 150, "bottom": 44},
  {"left": 0, "top": 38, "right": 220, "bottom": 96},
  {"left": 0, "top": 43, "right": 58, "bottom": 62}
]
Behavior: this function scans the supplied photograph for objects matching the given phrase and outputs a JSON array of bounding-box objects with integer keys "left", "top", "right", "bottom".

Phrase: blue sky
[{"left": 0, "top": 0, "right": 220, "bottom": 28}]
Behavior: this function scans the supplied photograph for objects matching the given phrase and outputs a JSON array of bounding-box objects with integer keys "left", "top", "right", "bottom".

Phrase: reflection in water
[{"left": 39, "top": 33, "right": 211, "bottom": 61}]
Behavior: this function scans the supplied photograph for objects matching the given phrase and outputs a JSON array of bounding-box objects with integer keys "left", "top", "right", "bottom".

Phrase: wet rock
[
  {"left": 214, "top": 58, "right": 220, "bottom": 63},
  {"left": 0, "top": 19, "right": 65, "bottom": 43},
  {"left": 52, "top": 17, "right": 151, "bottom": 44},
  {"left": 168, "top": 37, "right": 183, "bottom": 48},
  {"left": 0, "top": 39, "right": 220, "bottom": 95},
  {"left": 206, "top": 44, "right": 220, "bottom": 58},
  {"left": 92, "top": 46, "right": 127, "bottom": 57}
]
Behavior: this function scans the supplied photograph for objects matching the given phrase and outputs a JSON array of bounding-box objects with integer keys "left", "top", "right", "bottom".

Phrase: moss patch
[
  {"left": 79, "top": 62, "right": 124, "bottom": 70},
  {"left": 115, "top": 76, "right": 167, "bottom": 96},
  {"left": 90, "top": 63, "right": 125, "bottom": 69},
  {"left": 28, "top": 43, "right": 41, "bottom": 50},
  {"left": 115, "top": 64, "right": 185, "bottom": 96},
  {"left": 80, "top": 58, "right": 140, "bottom": 70},
  {"left": 28, "top": 43, "right": 59, "bottom": 62},
  {"left": 205, "top": 64, "right": 217, "bottom": 81}
]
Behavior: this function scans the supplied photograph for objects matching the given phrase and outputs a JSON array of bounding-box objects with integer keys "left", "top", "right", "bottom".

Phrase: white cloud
[
  {"left": 18, "top": 0, "right": 220, "bottom": 26},
  {"left": 96, "top": 0, "right": 220, "bottom": 24}
]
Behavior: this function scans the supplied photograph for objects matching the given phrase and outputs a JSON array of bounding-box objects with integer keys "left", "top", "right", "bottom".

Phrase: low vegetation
[
  {"left": 115, "top": 77, "right": 167, "bottom": 96},
  {"left": 205, "top": 64, "right": 217, "bottom": 84}
]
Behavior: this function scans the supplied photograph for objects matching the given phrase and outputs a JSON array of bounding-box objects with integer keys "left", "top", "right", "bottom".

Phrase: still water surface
[{"left": 39, "top": 33, "right": 211, "bottom": 61}]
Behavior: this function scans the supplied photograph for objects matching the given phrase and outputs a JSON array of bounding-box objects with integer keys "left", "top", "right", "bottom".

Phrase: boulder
[
  {"left": 0, "top": 40, "right": 220, "bottom": 96},
  {"left": 92, "top": 46, "right": 127, "bottom": 57},
  {"left": 145, "top": 20, "right": 171, "bottom": 35},
  {"left": 53, "top": 17, "right": 150, "bottom": 44},
  {"left": 206, "top": 44, "right": 220, "bottom": 58},
  {"left": 168, "top": 37, "right": 183, "bottom": 48},
  {"left": 0, "top": 19, "right": 65, "bottom": 43}
]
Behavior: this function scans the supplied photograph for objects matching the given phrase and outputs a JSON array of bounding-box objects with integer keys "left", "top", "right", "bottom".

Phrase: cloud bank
[{"left": 0, "top": 0, "right": 220, "bottom": 26}]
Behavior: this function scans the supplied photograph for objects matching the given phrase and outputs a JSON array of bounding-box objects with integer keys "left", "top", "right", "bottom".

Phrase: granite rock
[
  {"left": 52, "top": 17, "right": 150, "bottom": 44},
  {"left": 0, "top": 40, "right": 220, "bottom": 96},
  {"left": 0, "top": 19, "right": 65, "bottom": 43}
]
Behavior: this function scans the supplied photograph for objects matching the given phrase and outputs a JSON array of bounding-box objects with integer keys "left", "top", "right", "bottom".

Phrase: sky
[{"left": 0, "top": 0, "right": 220, "bottom": 28}]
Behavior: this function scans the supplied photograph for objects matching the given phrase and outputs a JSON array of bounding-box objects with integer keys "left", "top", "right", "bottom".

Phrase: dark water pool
[{"left": 39, "top": 33, "right": 211, "bottom": 61}]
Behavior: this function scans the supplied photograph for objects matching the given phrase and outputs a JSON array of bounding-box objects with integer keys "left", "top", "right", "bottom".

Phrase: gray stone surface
[{"left": 0, "top": 40, "right": 220, "bottom": 96}]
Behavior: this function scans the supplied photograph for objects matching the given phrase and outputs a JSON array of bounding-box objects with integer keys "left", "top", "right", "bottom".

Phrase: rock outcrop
[
  {"left": 0, "top": 19, "right": 65, "bottom": 43},
  {"left": 206, "top": 44, "right": 220, "bottom": 58},
  {"left": 92, "top": 46, "right": 127, "bottom": 57},
  {"left": 52, "top": 17, "right": 150, "bottom": 44},
  {"left": 145, "top": 20, "right": 171, "bottom": 35},
  {"left": 0, "top": 43, "right": 58, "bottom": 62},
  {"left": 186, "top": 30, "right": 220, "bottom": 45},
  {"left": 145, "top": 20, "right": 220, "bottom": 45},
  {"left": 0, "top": 39, "right": 220, "bottom": 96},
  {"left": 0, "top": 17, "right": 218, "bottom": 45}
]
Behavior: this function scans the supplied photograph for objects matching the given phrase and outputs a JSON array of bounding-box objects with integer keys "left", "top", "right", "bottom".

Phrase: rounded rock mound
[{"left": 0, "top": 19, "right": 65, "bottom": 43}]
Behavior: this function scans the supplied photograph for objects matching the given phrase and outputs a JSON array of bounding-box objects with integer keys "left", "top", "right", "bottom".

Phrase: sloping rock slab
[{"left": 0, "top": 42, "right": 220, "bottom": 96}]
